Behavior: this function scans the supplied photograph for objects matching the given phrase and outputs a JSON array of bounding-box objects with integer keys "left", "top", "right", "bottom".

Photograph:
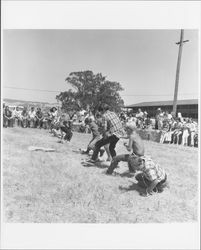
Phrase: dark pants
[
  {"left": 60, "top": 127, "right": 73, "bottom": 141},
  {"left": 29, "top": 118, "right": 36, "bottom": 128},
  {"left": 3, "top": 117, "right": 13, "bottom": 127},
  {"left": 36, "top": 119, "right": 43, "bottom": 128},
  {"left": 136, "top": 173, "right": 167, "bottom": 192},
  {"left": 21, "top": 118, "right": 28, "bottom": 128},
  {"left": 107, "top": 154, "right": 136, "bottom": 174},
  {"left": 87, "top": 135, "right": 101, "bottom": 151},
  {"left": 91, "top": 134, "right": 119, "bottom": 161}
]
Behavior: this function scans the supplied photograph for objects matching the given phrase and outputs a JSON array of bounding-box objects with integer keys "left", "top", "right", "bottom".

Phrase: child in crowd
[
  {"left": 166, "top": 120, "right": 175, "bottom": 144},
  {"left": 129, "top": 155, "right": 168, "bottom": 196},
  {"left": 106, "top": 122, "right": 144, "bottom": 175},
  {"left": 21, "top": 107, "right": 29, "bottom": 128},
  {"left": 28, "top": 107, "right": 36, "bottom": 128},
  {"left": 159, "top": 120, "right": 170, "bottom": 144},
  {"left": 49, "top": 107, "right": 58, "bottom": 133},
  {"left": 172, "top": 118, "right": 183, "bottom": 145},
  {"left": 181, "top": 121, "right": 189, "bottom": 146},
  {"left": 42, "top": 112, "right": 50, "bottom": 130},
  {"left": 188, "top": 118, "right": 196, "bottom": 147},
  {"left": 35, "top": 107, "right": 44, "bottom": 129},
  {"left": 13, "top": 106, "right": 22, "bottom": 127}
]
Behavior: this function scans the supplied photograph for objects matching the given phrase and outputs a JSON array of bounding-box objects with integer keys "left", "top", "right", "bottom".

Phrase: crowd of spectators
[
  {"left": 119, "top": 108, "right": 198, "bottom": 147},
  {"left": 3, "top": 104, "right": 198, "bottom": 147},
  {"left": 3, "top": 104, "right": 58, "bottom": 129},
  {"left": 2, "top": 104, "right": 94, "bottom": 132}
]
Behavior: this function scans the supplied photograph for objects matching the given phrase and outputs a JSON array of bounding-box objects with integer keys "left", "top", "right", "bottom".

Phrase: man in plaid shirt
[
  {"left": 131, "top": 155, "right": 167, "bottom": 196},
  {"left": 89, "top": 104, "right": 124, "bottom": 162}
]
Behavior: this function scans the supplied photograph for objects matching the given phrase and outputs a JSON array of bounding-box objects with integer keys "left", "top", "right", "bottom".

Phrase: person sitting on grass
[
  {"left": 106, "top": 122, "right": 144, "bottom": 175},
  {"left": 129, "top": 155, "right": 168, "bottom": 196}
]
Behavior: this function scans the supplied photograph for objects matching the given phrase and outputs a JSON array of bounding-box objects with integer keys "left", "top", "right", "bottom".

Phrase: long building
[{"left": 125, "top": 99, "right": 198, "bottom": 118}]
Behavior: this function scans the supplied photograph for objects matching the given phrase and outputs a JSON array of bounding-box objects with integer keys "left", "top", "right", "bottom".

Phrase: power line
[
  {"left": 3, "top": 86, "right": 197, "bottom": 97},
  {"left": 3, "top": 86, "right": 60, "bottom": 93},
  {"left": 121, "top": 94, "right": 196, "bottom": 97}
]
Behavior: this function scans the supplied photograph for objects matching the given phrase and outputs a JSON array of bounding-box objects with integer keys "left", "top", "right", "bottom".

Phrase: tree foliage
[{"left": 56, "top": 70, "right": 124, "bottom": 113}]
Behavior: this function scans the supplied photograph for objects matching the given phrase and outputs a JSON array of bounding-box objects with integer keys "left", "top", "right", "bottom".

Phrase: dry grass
[{"left": 3, "top": 127, "right": 198, "bottom": 223}]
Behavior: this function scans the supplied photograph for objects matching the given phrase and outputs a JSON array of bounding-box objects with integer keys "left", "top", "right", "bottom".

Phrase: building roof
[{"left": 125, "top": 99, "right": 198, "bottom": 108}]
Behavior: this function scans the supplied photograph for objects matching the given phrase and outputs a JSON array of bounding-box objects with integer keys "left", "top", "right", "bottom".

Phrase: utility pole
[{"left": 172, "top": 29, "right": 189, "bottom": 117}]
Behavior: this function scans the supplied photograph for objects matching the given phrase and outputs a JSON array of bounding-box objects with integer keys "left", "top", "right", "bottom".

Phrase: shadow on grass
[
  {"left": 81, "top": 161, "right": 109, "bottom": 169},
  {"left": 114, "top": 171, "right": 135, "bottom": 178},
  {"left": 72, "top": 149, "right": 91, "bottom": 157},
  {"left": 72, "top": 149, "right": 83, "bottom": 154},
  {"left": 119, "top": 182, "right": 145, "bottom": 194}
]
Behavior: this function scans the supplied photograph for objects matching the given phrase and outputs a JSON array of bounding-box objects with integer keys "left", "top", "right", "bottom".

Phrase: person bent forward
[
  {"left": 106, "top": 122, "right": 144, "bottom": 174},
  {"left": 131, "top": 155, "right": 168, "bottom": 196}
]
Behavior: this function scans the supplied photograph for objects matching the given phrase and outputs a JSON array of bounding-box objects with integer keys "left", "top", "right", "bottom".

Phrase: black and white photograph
[{"left": 1, "top": 1, "right": 200, "bottom": 249}]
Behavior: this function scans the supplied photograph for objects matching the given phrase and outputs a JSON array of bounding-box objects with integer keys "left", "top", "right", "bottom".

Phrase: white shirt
[
  {"left": 13, "top": 110, "right": 22, "bottom": 118},
  {"left": 168, "top": 114, "right": 172, "bottom": 120},
  {"left": 29, "top": 110, "right": 36, "bottom": 118},
  {"left": 188, "top": 123, "right": 196, "bottom": 132},
  {"left": 136, "top": 112, "right": 144, "bottom": 118},
  {"left": 79, "top": 110, "right": 86, "bottom": 116}
]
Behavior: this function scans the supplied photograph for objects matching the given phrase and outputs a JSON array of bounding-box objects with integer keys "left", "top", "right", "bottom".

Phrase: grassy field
[{"left": 2, "top": 127, "right": 199, "bottom": 223}]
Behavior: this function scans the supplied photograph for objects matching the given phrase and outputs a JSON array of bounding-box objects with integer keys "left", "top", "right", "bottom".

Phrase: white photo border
[{"left": 1, "top": 1, "right": 200, "bottom": 249}]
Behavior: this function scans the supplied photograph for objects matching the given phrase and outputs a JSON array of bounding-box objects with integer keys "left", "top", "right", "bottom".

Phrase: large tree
[{"left": 56, "top": 71, "right": 124, "bottom": 113}]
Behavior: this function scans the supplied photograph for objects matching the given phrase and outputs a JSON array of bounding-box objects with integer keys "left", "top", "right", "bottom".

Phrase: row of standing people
[
  {"left": 159, "top": 117, "right": 198, "bottom": 147},
  {"left": 3, "top": 105, "right": 59, "bottom": 129},
  {"left": 120, "top": 108, "right": 151, "bottom": 129},
  {"left": 119, "top": 108, "right": 198, "bottom": 147},
  {"left": 3, "top": 104, "right": 95, "bottom": 131}
]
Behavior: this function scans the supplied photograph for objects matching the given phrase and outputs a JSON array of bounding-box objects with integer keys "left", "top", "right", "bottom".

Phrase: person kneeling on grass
[
  {"left": 130, "top": 155, "right": 168, "bottom": 196},
  {"left": 106, "top": 122, "right": 145, "bottom": 174}
]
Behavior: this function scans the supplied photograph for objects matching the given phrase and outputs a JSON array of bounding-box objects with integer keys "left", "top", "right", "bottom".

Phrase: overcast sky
[{"left": 3, "top": 29, "right": 198, "bottom": 105}]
